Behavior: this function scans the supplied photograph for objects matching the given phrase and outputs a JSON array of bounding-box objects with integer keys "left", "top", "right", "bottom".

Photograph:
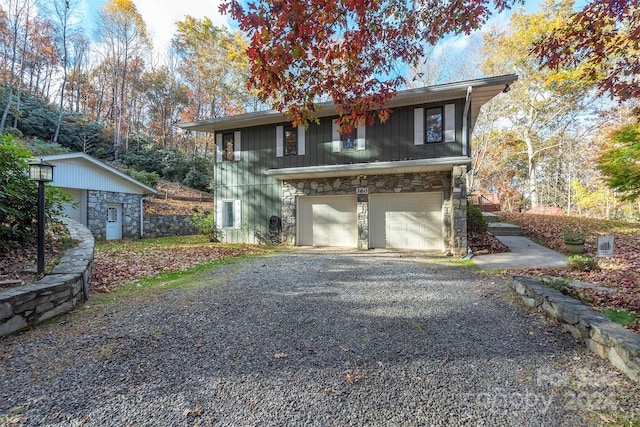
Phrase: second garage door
[
  {"left": 297, "top": 195, "right": 357, "bottom": 247},
  {"left": 369, "top": 192, "right": 443, "bottom": 250}
]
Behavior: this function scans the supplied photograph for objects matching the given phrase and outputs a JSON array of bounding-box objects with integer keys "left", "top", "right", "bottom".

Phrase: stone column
[
  {"left": 451, "top": 165, "right": 468, "bottom": 257},
  {"left": 357, "top": 198, "right": 369, "bottom": 250}
]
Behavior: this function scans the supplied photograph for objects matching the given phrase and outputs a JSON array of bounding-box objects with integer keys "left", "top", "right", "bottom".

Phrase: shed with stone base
[{"left": 41, "top": 153, "right": 157, "bottom": 240}]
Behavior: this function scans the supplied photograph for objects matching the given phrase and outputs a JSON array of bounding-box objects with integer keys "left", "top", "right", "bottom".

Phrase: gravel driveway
[{"left": 1, "top": 249, "right": 638, "bottom": 426}]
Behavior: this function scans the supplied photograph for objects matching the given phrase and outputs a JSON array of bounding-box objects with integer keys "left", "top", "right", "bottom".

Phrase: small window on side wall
[
  {"left": 284, "top": 125, "right": 297, "bottom": 156},
  {"left": 223, "top": 201, "right": 234, "bottom": 228},
  {"left": 223, "top": 133, "right": 235, "bottom": 161},
  {"left": 425, "top": 107, "right": 443, "bottom": 143}
]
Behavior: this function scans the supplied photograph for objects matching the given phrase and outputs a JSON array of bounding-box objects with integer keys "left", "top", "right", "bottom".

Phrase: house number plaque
[{"left": 356, "top": 188, "right": 369, "bottom": 195}]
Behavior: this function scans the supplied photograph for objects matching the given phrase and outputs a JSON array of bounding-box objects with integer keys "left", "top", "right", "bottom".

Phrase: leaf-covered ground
[
  {"left": 91, "top": 237, "right": 267, "bottom": 293},
  {"left": 0, "top": 223, "right": 77, "bottom": 289},
  {"left": 498, "top": 212, "right": 640, "bottom": 331}
]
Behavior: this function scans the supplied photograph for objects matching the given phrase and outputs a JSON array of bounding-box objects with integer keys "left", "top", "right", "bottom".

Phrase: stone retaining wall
[
  {"left": 143, "top": 214, "right": 199, "bottom": 239},
  {"left": 509, "top": 275, "right": 640, "bottom": 383},
  {"left": 0, "top": 218, "right": 94, "bottom": 336}
]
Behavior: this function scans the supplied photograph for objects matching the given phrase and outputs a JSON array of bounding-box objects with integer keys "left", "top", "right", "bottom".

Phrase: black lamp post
[{"left": 28, "top": 159, "right": 55, "bottom": 275}]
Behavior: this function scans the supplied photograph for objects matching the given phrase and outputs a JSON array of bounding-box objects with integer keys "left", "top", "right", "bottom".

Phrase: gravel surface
[{"left": 1, "top": 249, "right": 639, "bottom": 426}]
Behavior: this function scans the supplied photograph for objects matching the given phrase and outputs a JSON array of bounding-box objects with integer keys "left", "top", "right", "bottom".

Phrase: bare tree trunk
[
  {"left": 525, "top": 133, "right": 538, "bottom": 209},
  {"left": 0, "top": 0, "right": 24, "bottom": 133}
]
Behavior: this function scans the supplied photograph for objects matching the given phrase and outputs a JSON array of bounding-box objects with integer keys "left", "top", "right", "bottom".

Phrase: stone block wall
[
  {"left": 282, "top": 170, "right": 467, "bottom": 254},
  {"left": 509, "top": 275, "right": 640, "bottom": 383},
  {"left": 143, "top": 214, "right": 199, "bottom": 238},
  {"left": 0, "top": 218, "right": 94, "bottom": 336},
  {"left": 87, "top": 190, "right": 142, "bottom": 240}
]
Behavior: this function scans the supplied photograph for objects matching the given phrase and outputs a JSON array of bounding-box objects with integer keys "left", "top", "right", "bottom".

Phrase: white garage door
[
  {"left": 370, "top": 193, "right": 443, "bottom": 250},
  {"left": 298, "top": 195, "right": 357, "bottom": 247}
]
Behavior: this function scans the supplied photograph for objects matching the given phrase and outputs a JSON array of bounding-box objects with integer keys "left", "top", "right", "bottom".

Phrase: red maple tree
[{"left": 220, "top": 0, "right": 519, "bottom": 131}]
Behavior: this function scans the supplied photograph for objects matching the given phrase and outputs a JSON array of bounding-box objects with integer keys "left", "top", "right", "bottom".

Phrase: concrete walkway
[{"left": 472, "top": 236, "right": 567, "bottom": 270}]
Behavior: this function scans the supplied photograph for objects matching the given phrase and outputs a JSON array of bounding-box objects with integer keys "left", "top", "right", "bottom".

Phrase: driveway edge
[{"left": 508, "top": 275, "right": 640, "bottom": 383}]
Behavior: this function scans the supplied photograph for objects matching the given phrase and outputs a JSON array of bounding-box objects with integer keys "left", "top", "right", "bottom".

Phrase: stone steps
[
  {"left": 482, "top": 212, "right": 501, "bottom": 224},
  {"left": 487, "top": 222, "right": 522, "bottom": 236},
  {"left": 482, "top": 213, "right": 522, "bottom": 236}
]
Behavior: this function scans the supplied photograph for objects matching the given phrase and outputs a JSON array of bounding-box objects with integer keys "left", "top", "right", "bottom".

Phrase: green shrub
[
  {"left": 566, "top": 255, "right": 599, "bottom": 272},
  {"left": 188, "top": 212, "right": 223, "bottom": 242},
  {"left": 0, "top": 134, "right": 71, "bottom": 250},
  {"left": 183, "top": 169, "right": 211, "bottom": 192},
  {"left": 124, "top": 168, "right": 159, "bottom": 188},
  {"left": 0, "top": 134, "right": 38, "bottom": 248},
  {"left": 467, "top": 202, "right": 487, "bottom": 234}
]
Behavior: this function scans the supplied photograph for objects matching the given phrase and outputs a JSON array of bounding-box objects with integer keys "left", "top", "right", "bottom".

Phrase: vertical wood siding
[{"left": 214, "top": 98, "right": 466, "bottom": 243}]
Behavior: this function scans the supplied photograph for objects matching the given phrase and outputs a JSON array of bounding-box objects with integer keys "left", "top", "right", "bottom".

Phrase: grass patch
[
  {"left": 424, "top": 257, "right": 479, "bottom": 269},
  {"left": 92, "top": 249, "right": 275, "bottom": 305},
  {"left": 95, "top": 234, "right": 213, "bottom": 251},
  {"left": 529, "top": 236, "right": 545, "bottom": 246},
  {"left": 601, "top": 309, "right": 638, "bottom": 327}
]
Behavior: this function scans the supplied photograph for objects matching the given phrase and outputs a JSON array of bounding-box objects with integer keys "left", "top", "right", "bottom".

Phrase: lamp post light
[{"left": 28, "top": 159, "right": 55, "bottom": 275}]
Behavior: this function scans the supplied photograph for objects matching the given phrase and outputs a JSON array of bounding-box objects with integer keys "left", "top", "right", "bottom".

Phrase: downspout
[
  {"left": 462, "top": 86, "right": 472, "bottom": 157},
  {"left": 140, "top": 196, "right": 153, "bottom": 238}
]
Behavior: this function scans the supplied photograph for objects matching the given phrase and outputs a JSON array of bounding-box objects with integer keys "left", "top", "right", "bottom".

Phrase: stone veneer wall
[
  {"left": 0, "top": 218, "right": 94, "bottom": 336},
  {"left": 143, "top": 214, "right": 199, "bottom": 238},
  {"left": 282, "top": 169, "right": 467, "bottom": 254},
  {"left": 87, "top": 190, "right": 142, "bottom": 240}
]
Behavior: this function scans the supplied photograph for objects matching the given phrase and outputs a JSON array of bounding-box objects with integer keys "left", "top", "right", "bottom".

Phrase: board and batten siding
[
  {"left": 214, "top": 124, "right": 283, "bottom": 244},
  {"left": 271, "top": 100, "right": 466, "bottom": 169}
]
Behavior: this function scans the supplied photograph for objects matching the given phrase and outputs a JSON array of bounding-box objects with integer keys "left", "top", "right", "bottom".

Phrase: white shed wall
[{"left": 49, "top": 158, "right": 147, "bottom": 195}]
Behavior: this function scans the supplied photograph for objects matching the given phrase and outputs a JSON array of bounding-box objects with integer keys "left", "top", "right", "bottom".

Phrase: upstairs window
[
  {"left": 425, "top": 107, "right": 443, "bottom": 143},
  {"left": 332, "top": 121, "right": 366, "bottom": 152},
  {"left": 276, "top": 125, "right": 305, "bottom": 157},
  {"left": 216, "top": 131, "right": 241, "bottom": 162},
  {"left": 284, "top": 125, "right": 298, "bottom": 156},
  {"left": 414, "top": 104, "right": 455, "bottom": 145},
  {"left": 223, "top": 133, "right": 235, "bottom": 161},
  {"left": 341, "top": 127, "right": 357, "bottom": 151}
]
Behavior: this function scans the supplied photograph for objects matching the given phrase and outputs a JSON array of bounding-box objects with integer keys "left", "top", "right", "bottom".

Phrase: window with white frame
[
  {"left": 332, "top": 120, "right": 366, "bottom": 152},
  {"left": 218, "top": 200, "right": 241, "bottom": 229}
]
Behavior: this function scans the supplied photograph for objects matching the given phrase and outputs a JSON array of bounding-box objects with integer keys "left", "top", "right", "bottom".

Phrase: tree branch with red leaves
[
  {"left": 220, "top": 0, "right": 520, "bottom": 131},
  {"left": 532, "top": 0, "right": 640, "bottom": 102}
]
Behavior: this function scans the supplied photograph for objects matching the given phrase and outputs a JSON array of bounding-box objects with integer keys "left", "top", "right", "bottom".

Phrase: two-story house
[{"left": 179, "top": 74, "right": 517, "bottom": 256}]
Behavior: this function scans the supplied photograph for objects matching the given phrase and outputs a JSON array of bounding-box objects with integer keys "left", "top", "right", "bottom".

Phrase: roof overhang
[
  {"left": 264, "top": 157, "right": 471, "bottom": 180},
  {"left": 40, "top": 152, "right": 158, "bottom": 195},
  {"left": 178, "top": 74, "right": 518, "bottom": 133}
]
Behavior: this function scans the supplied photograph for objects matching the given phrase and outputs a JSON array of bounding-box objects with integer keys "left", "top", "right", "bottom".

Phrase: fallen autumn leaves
[
  {"left": 499, "top": 212, "right": 639, "bottom": 331},
  {"left": 92, "top": 239, "right": 265, "bottom": 293}
]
